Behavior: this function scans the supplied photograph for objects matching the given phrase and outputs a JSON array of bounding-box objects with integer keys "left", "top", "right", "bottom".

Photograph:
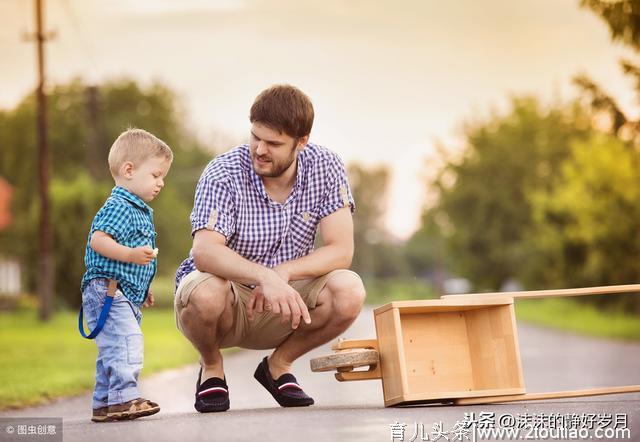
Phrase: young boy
[{"left": 80, "top": 128, "right": 172, "bottom": 422}]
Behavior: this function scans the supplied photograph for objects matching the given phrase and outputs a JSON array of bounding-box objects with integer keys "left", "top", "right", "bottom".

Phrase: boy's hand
[
  {"left": 143, "top": 290, "right": 155, "bottom": 308},
  {"left": 128, "top": 246, "right": 155, "bottom": 265}
]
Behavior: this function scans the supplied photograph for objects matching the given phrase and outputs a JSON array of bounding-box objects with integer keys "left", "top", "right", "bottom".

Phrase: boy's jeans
[{"left": 82, "top": 278, "right": 143, "bottom": 409}]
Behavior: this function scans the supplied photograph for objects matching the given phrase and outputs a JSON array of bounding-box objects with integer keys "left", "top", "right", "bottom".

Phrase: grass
[
  {"left": 363, "top": 277, "right": 436, "bottom": 305},
  {"left": 515, "top": 297, "right": 640, "bottom": 341},
  {"left": 0, "top": 307, "right": 201, "bottom": 410}
]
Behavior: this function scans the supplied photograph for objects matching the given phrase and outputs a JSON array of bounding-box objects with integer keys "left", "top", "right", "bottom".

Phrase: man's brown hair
[{"left": 249, "top": 84, "right": 314, "bottom": 139}]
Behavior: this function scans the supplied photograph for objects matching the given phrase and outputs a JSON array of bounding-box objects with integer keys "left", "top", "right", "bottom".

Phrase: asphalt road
[{"left": 2, "top": 307, "right": 639, "bottom": 442}]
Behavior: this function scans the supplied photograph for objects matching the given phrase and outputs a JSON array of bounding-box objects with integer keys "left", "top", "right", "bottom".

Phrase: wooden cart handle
[
  {"left": 441, "top": 283, "right": 640, "bottom": 300},
  {"left": 454, "top": 385, "right": 640, "bottom": 405}
]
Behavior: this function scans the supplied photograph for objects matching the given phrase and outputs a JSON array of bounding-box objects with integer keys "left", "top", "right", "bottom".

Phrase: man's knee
[
  {"left": 325, "top": 272, "right": 366, "bottom": 323},
  {"left": 180, "top": 275, "right": 232, "bottom": 326}
]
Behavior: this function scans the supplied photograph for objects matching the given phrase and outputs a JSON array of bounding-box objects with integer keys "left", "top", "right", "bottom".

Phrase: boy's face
[{"left": 120, "top": 156, "right": 172, "bottom": 202}]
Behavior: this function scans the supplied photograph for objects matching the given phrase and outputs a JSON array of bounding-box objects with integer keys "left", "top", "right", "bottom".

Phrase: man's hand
[
  {"left": 128, "top": 246, "right": 155, "bottom": 265},
  {"left": 143, "top": 290, "right": 155, "bottom": 308},
  {"left": 246, "top": 268, "right": 311, "bottom": 329},
  {"left": 248, "top": 264, "right": 291, "bottom": 316}
]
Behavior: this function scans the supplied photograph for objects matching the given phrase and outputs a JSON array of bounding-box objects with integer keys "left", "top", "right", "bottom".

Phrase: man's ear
[
  {"left": 120, "top": 161, "right": 135, "bottom": 179},
  {"left": 296, "top": 135, "right": 309, "bottom": 151}
]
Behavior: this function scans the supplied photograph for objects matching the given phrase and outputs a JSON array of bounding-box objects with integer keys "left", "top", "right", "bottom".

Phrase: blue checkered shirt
[
  {"left": 175, "top": 143, "right": 355, "bottom": 288},
  {"left": 81, "top": 186, "right": 157, "bottom": 306}
]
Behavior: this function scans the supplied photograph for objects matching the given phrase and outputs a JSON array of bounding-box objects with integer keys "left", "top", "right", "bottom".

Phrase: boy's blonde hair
[{"left": 108, "top": 128, "right": 173, "bottom": 177}]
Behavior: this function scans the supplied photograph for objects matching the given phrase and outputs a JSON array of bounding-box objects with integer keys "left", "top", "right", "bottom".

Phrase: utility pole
[{"left": 33, "top": 0, "right": 54, "bottom": 321}]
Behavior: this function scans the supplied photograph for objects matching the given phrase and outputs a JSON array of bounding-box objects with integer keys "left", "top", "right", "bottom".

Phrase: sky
[{"left": 0, "top": 0, "right": 636, "bottom": 239}]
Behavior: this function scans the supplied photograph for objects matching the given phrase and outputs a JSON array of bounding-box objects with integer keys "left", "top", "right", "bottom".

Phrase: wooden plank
[
  {"left": 393, "top": 307, "right": 410, "bottom": 398},
  {"left": 465, "top": 305, "right": 525, "bottom": 392},
  {"left": 310, "top": 349, "right": 379, "bottom": 372},
  {"left": 454, "top": 385, "right": 640, "bottom": 405},
  {"left": 374, "top": 297, "right": 513, "bottom": 315},
  {"left": 402, "top": 311, "right": 475, "bottom": 395},
  {"left": 508, "top": 303, "right": 526, "bottom": 389},
  {"left": 440, "top": 283, "right": 640, "bottom": 300},
  {"left": 331, "top": 338, "right": 378, "bottom": 351},
  {"left": 385, "top": 387, "right": 527, "bottom": 406},
  {"left": 375, "top": 308, "right": 407, "bottom": 404},
  {"left": 335, "top": 364, "right": 382, "bottom": 381}
]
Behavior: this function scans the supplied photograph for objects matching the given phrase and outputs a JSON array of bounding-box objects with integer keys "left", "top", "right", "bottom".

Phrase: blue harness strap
[{"left": 78, "top": 279, "right": 117, "bottom": 339}]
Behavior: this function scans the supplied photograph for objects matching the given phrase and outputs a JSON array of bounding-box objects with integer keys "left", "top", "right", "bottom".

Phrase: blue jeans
[{"left": 82, "top": 278, "right": 144, "bottom": 409}]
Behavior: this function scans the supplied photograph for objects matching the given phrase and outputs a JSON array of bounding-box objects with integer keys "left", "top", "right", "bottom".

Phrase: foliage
[
  {"left": 581, "top": 0, "right": 640, "bottom": 50},
  {"left": 528, "top": 133, "right": 640, "bottom": 311},
  {"left": 362, "top": 277, "right": 436, "bottom": 306},
  {"left": 576, "top": 1, "right": 640, "bottom": 142},
  {"left": 347, "top": 164, "right": 410, "bottom": 279},
  {"left": 415, "top": 96, "right": 640, "bottom": 313},
  {"left": 50, "top": 173, "right": 110, "bottom": 307},
  {"left": 0, "top": 78, "right": 213, "bottom": 308},
  {"left": 421, "top": 98, "right": 592, "bottom": 291}
]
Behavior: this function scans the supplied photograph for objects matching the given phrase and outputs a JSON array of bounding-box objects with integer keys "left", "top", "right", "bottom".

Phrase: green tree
[
  {"left": 528, "top": 133, "right": 640, "bottom": 296},
  {"left": 582, "top": 0, "right": 640, "bottom": 49},
  {"left": 50, "top": 173, "right": 111, "bottom": 307},
  {"left": 403, "top": 212, "right": 448, "bottom": 290},
  {"left": 0, "top": 78, "right": 213, "bottom": 308},
  {"left": 421, "top": 98, "right": 592, "bottom": 290},
  {"left": 347, "top": 164, "right": 408, "bottom": 279},
  {"left": 575, "top": 1, "right": 640, "bottom": 142}
]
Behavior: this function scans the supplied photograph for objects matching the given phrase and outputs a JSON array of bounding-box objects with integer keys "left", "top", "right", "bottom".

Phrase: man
[{"left": 174, "top": 84, "right": 366, "bottom": 412}]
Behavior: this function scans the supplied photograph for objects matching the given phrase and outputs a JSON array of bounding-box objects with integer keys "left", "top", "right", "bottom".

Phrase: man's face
[{"left": 249, "top": 122, "right": 304, "bottom": 178}]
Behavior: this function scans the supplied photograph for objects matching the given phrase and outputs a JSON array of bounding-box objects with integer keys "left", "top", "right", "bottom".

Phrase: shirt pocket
[
  {"left": 289, "top": 210, "right": 320, "bottom": 255},
  {"left": 129, "top": 224, "right": 156, "bottom": 248}
]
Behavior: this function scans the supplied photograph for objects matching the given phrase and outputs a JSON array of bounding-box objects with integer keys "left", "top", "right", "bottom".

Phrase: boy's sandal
[
  {"left": 91, "top": 406, "right": 109, "bottom": 423},
  {"left": 106, "top": 398, "right": 160, "bottom": 421},
  {"left": 194, "top": 366, "right": 230, "bottom": 413}
]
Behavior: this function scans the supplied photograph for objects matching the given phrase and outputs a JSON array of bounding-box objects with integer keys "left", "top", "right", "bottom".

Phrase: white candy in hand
[{"left": 152, "top": 247, "right": 159, "bottom": 258}]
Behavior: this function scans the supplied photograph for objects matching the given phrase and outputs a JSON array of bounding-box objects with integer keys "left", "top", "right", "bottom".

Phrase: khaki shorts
[{"left": 174, "top": 269, "right": 360, "bottom": 350}]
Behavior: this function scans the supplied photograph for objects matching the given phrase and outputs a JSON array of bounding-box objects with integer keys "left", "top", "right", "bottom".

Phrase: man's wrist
[
  {"left": 255, "top": 265, "right": 276, "bottom": 286},
  {"left": 275, "top": 262, "right": 293, "bottom": 281}
]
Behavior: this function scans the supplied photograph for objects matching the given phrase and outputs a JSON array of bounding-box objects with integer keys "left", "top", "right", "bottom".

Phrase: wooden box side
[
  {"left": 374, "top": 307, "right": 408, "bottom": 405},
  {"left": 465, "top": 304, "right": 525, "bottom": 391},
  {"left": 400, "top": 311, "right": 475, "bottom": 396}
]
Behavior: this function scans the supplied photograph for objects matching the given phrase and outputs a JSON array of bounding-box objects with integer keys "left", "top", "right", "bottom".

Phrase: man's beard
[{"left": 253, "top": 146, "right": 297, "bottom": 177}]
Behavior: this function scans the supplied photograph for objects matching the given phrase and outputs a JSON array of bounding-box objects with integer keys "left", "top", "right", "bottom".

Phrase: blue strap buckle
[{"left": 78, "top": 279, "right": 117, "bottom": 339}]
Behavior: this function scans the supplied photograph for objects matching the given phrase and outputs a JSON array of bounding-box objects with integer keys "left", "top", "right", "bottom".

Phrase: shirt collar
[
  {"left": 111, "top": 186, "right": 153, "bottom": 212},
  {"left": 293, "top": 150, "right": 305, "bottom": 191},
  {"left": 248, "top": 150, "right": 305, "bottom": 206}
]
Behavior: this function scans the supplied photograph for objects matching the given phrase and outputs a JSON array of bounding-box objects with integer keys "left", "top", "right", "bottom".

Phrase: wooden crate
[
  {"left": 312, "top": 284, "right": 640, "bottom": 406},
  {"left": 373, "top": 297, "right": 525, "bottom": 406}
]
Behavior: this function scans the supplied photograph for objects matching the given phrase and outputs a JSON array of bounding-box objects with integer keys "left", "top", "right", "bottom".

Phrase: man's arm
[
  {"left": 192, "top": 229, "right": 273, "bottom": 286},
  {"left": 192, "top": 229, "right": 311, "bottom": 327},
  {"left": 275, "top": 207, "right": 354, "bottom": 282}
]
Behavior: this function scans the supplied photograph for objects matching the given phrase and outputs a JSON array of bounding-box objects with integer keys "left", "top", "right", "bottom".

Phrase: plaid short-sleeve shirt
[
  {"left": 175, "top": 143, "right": 355, "bottom": 288},
  {"left": 81, "top": 186, "right": 157, "bottom": 306}
]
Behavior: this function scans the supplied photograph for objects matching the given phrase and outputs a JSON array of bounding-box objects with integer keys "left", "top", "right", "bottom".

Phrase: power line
[{"left": 59, "top": 0, "right": 98, "bottom": 75}]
